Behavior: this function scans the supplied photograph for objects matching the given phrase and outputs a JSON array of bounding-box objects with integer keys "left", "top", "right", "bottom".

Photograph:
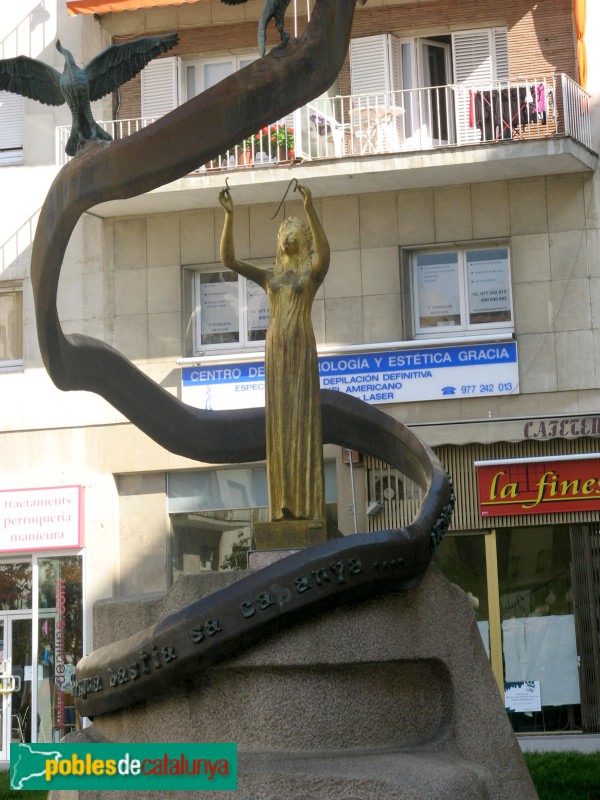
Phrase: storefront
[
  {"left": 366, "top": 432, "right": 600, "bottom": 734},
  {"left": 0, "top": 486, "right": 85, "bottom": 758}
]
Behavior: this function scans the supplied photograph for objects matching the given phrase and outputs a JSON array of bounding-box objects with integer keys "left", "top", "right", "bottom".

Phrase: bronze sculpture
[
  {"left": 29, "top": 0, "right": 454, "bottom": 716},
  {"left": 222, "top": 0, "right": 292, "bottom": 56},
  {"left": 219, "top": 184, "right": 328, "bottom": 524},
  {"left": 0, "top": 34, "right": 179, "bottom": 155}
]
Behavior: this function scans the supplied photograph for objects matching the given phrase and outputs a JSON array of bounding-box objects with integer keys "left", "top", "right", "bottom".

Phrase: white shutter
[
  {"left": 350, "top": 34, "right": 399, "bottom": 97},
  {"left": 0, "top": 91, "right": 23, "bottom": 152},
  {"left": 452, "top": 28, "right": 508, "bottom": 145},
  {"left": 388, "top": 35, "right": 401, "bottom": 94},
  {"left": 141, "top": 56, "right": 180, "bottom": 119},
  {"left": 492, "top": 28, "right": 509, "bottom": 81},
  {"left": 452, "top": 29, "right": 494, "bottom": 86}
]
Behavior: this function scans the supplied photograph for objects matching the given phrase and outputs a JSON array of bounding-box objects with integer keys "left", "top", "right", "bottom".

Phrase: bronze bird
[
  {"left": 0, "top": 34, "right": 179, "bottom": 156},
  {"left": 222, "top": 0, "right": 368, "bottom": 57},
  {"left": 222, "top": 0, "right": 292, "bottom": 56}
]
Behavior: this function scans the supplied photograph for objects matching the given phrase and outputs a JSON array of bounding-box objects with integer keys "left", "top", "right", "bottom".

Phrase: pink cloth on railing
[{"left": 536, "top": 83, "right": 546, "bottom": 115}]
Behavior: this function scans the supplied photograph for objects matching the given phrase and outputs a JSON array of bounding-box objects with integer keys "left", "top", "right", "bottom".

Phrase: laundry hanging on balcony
[
  {"left": 468, "top": 85, "right": 546, "bottom": 142},
  {"left": 66, "top": 0, "right": 198, "bottom": 15}
]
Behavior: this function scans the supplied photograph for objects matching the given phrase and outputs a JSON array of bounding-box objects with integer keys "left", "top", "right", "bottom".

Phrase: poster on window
[
  {"left": 247, "top": 280, "right": 269, "bottom": 333},
  {"left": 467, "top": 251, "right": 511, "bottom": 314},
  {"left": 504, "top": 681, "right": 542, "bottom": 713},
  {"left": 199, "top": 275, "right": 239, "bottom": 337},
  {"left": 416, "top": 256, "right": 460, "bottom": 321}
]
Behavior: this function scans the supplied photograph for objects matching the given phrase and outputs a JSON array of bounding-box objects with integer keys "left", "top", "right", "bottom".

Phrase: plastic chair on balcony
[{"left": 308, "top": 107, "right": 348, "bottom": 157}]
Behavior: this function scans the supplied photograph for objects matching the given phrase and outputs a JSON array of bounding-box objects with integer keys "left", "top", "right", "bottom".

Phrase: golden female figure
[{"left": 219, "top": 184, "right": 330, "bottom": 523}]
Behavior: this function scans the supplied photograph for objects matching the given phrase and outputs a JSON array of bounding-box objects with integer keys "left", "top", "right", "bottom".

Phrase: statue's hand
[
  {"left": 297, "top": 184, "right": 312, "bottom": 207},
  {"left": 218, "top": 188, "right": 234, "bottom": 213}
]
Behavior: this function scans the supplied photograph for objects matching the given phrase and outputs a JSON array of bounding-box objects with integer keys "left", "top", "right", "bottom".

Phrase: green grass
[
  {"left": 0, "top": 769, "right": 47, "bottom": 799},
  {"left": 524, "top": 752, "right": 600, "bottom": 800},
  {"left": 0, "top": 750, "right": 597, "bottom": 798}
]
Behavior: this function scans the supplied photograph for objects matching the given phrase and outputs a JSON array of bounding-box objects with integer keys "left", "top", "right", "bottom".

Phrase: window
[
  {"left": 0, "top": 283, "right": 23, "bottom": 368},
  {"left": 411, "top": 246, "right": 512, "bottom": 337},
  {"left": 0, "top": 91, "right": 24, "bottom": 165},
  {"left": 192, "top": 268, "right": 269, "bottom": 352},
  {"left": 184, "top": 55, "right": 257, "bottom": 101},
  {"left": 140, "top": 54, "right": 258, "bottom": 119},
  {"left": 168, "top": 466, "right": 338, "bottom": 577},
  {"left": 350, "top": 27, "right": 509, "bottom": 147}
]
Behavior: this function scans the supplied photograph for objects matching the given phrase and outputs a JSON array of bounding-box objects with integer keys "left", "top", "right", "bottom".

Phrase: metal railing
[
  {"left": 55, "top": 74, "right": 593, "bottom": 169},
  {"left": 295, "top": 74, "right": 593, "bottom": 159},
  {"left": 55, "top": 115, "right": 158, "bottom": 165}
]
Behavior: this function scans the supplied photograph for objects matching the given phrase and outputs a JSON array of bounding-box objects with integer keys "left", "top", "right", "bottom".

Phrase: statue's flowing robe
[{"left": 265, "top": 268, "right": 325, "bottom": 521}]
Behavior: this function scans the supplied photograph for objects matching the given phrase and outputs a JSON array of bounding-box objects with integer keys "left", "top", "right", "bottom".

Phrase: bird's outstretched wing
[
  {"left": 85, "top": 33, "right": 179, "bottom": 102},
  {"left": 0, "top": 56, "right": 63, "bottom": 106}
]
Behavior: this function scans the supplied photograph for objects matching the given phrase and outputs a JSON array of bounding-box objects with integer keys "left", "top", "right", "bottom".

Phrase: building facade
[{"left": 0, "top": 0, "right": 599, "bottom": 752}]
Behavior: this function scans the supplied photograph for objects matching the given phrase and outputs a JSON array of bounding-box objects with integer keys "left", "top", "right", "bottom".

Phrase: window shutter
[
  {"left": 350, "top": 34, "right": 399, "bottom": 96},
  {"left": 388, "top": 35, "right": 401, "bottom": 94},
  {"left": 492, "top": 28, "right": 509, "bottom": 81},
  {"left": 0, "top": 91, "right": 24, "bottom": 156},
  {"left": 452, "top": 29, "right": 494, "bottom": 85},
  {"left": 141, "top": 56, "right": 180, "bottom": 119},
  {"left": 452, "top": 28, "right": 509, "bottom": 145}
]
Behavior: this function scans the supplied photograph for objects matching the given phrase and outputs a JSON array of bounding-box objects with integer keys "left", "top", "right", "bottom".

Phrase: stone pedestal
[{"left": 49, "top": 566, "right": 538, "bottom": 799}]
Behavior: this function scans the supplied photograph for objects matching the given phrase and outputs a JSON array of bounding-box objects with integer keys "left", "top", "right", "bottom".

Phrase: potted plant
[
  {"left": 250, "top": 125, "right": 295, "bottom": 162},
  {"left": 273, "top": 124, "right": 295, "bottom": 161},
  {"left": 237, "top": 138, "right": 253, "bottom": 166}
]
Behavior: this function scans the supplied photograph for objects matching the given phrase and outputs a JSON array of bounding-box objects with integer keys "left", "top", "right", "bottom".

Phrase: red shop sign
[{"left": 477, "top": 457, "right": 600, "bottom": 517}]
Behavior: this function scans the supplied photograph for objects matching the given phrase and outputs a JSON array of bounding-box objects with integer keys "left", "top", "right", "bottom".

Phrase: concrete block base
[{"left": 49, "top": 566, "right": 538, "bottom": 799}]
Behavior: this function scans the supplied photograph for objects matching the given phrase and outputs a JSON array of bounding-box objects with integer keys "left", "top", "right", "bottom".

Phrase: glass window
[
  {"left": 168, "top": 465, "right": 338, "bottom": 576},
  {"left": 466, "top": 248, "right": 512, "bottom": 325},
  {"left": 193, "top": 269, "right": 269, "bottom": 351},
  {"left": 415, "top": 251, "right": 461, "bottom": 329},
  {"left": 412, "top": 246, "right": 512, "bottom": 336},
  {"left": 184, "top": 55, "right": 258, "bottom": 101},
  {"left": 497, "top": 525, "right": 580, "bottom": 732},
  {"left": 0, "top": 562, "right": 32, "bottom": 610},
  {"left": 0, "top": 284, "right": 23, "bottom": 367},
  {"left": 434, "top": 533, "right": 490, "bottom": 656}
]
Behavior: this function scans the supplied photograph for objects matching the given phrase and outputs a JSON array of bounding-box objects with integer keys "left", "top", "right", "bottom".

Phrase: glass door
[
  {"left": 37, "top": 555, "right": 83, "bottom": 743},
  {"left": 0, "top": 615, "right": 33, "bottom": 760},
  {"left": 418, "top": 39, "right": 454, "bottom": 146}
]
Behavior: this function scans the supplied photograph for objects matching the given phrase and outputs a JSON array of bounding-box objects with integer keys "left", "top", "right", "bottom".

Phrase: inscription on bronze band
[{"left": 72, "top": 542, "right": 440, "bottom": 715}]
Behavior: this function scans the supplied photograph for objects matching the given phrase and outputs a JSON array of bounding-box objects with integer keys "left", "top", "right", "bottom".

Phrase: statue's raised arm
[
  {"left": 298, "top": 184, "right": 330, "bottom": 286},
  {"left": 218, "top": 188, "right": 269, "bottom": 288}
]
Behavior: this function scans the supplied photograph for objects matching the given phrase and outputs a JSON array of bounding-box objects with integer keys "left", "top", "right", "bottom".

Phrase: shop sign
[
  {"left": 477, "top": 457, "right": 600, "bottom": 516},
  {"left": 523, "top": 416, "right": 600, "bottom": 440},
  {"left": 182, "top": 341, "right": 518, "bottom": 411},
  {"left": 0, "top": 486, "right": 83, "bottom": 552}
]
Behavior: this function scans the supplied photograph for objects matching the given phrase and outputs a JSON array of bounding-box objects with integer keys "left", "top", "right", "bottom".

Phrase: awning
[
  {"left": 66, "top": 0, "right": 199, "bottom": 15},
  {"left": 573, "top": 0, "right": 587, "bottom": 89}
]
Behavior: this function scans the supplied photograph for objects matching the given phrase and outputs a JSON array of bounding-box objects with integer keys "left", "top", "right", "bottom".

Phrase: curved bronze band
[
  {"left": 29, "top": 0, "right": 454, "bottom": 718},
  {"left": 74, "top": 487, "right": 454, "bottom": 718}
]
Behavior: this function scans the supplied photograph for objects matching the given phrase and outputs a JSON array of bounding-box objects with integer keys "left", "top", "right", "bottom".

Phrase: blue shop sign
[{"left": 181, "top": 341, "right": 519, "bottom": 411}]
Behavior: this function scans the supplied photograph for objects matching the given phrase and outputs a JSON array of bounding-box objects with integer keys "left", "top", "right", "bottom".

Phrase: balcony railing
[{"left": 55, "top": 74, "right": 592, "bottom": 169}]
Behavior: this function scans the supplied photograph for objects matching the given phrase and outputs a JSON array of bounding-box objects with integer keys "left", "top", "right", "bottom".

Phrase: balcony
[{"left": 56, "top": 74, "right": 596, "bottom": 217}]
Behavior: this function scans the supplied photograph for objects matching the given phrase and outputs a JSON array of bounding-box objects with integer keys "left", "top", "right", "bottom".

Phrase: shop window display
[{"left": 497, "top": 525, "right": 580, "bottom": 732}]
